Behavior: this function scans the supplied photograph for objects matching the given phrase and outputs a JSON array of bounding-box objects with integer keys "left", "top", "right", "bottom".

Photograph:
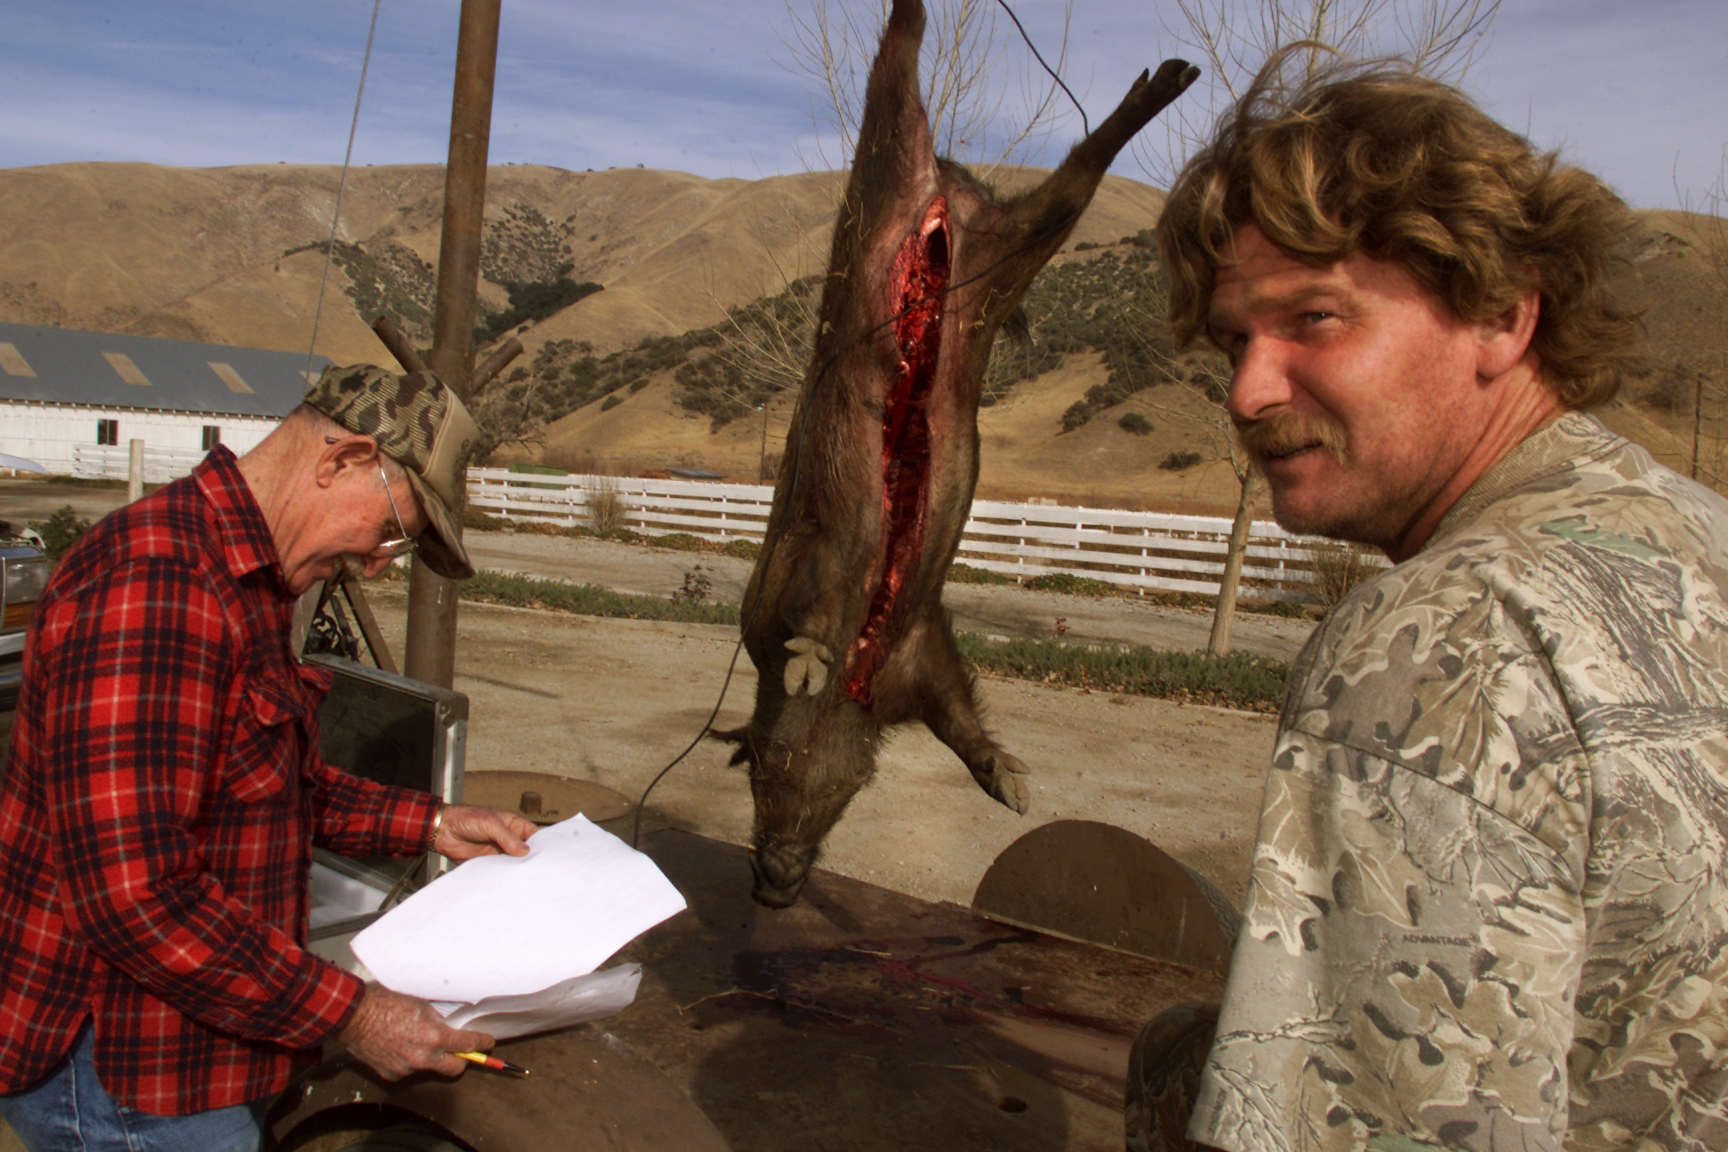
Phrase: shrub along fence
[{"left": 467, "top": 468, "right": 1383, "bottom": 603}]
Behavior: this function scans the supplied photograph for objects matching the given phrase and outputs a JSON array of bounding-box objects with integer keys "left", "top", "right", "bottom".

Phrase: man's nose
[{"left": 1226, "top": 339, "right": 1296, "bottom": 424}]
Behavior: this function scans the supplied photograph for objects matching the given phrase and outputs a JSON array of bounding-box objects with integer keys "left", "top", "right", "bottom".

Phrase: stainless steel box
[{"left": 303, "top": 653, "right": 468, "bottom": 973}]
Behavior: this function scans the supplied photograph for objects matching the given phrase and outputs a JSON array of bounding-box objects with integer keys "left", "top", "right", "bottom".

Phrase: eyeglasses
[{"left": 373, "top": 460, "right": 417, "bottom": 559}]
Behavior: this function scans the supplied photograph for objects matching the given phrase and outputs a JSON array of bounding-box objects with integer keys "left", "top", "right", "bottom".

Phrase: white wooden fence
[
  {"left": 71, "top": 444, "right": 208, "bottom": 484},
  {"left": 469, "top": 468, "right": 1381, "bottom": 602}
]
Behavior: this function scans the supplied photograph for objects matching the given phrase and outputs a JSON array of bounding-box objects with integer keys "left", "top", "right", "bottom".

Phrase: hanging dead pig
[{"left": 718, "top": 0, "right": 1197, "bottom": 907}]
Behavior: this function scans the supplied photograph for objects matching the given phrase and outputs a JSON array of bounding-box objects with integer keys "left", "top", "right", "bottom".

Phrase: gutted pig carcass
[{"left": 720, "top": 0, "right": 1196, "bottom": 907}]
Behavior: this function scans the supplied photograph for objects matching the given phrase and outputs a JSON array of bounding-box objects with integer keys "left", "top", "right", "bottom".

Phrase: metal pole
[
  {"left": 127, "top": 439, "right": 144, "bottom": 503},
  {"left": 404, "top": 0, "right": 501, "bottom": 689}
]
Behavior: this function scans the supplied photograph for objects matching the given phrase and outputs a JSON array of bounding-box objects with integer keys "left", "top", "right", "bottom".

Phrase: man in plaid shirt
[{"left": 0, "top": 365, "right": 538, "bottom": 1151}]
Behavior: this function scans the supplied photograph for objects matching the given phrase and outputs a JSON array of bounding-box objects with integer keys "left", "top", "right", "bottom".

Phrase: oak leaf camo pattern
[{"left": 1191, "top": 414, "right": 1728, "bottom": 1152}]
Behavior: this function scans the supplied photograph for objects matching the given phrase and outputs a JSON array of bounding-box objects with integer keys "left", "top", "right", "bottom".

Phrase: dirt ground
[
  {"left": 462, "top": 529, "right": 1316, "bottom": 663},
  {"left": 0, "top": 483, "right": 1308, "bottom": 909},
  {"left": 361, "top": 531, "right": 1309, "bottom": 911}
]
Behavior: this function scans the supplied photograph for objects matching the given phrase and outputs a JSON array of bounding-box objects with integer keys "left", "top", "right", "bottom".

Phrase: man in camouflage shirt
[{"left": 1129, "top": 55, "right": 1728, "bottom": 1152}]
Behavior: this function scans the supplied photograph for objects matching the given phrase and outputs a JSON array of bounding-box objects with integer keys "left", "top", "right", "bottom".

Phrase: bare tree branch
[
  {"left": 1672, "top": 146, "right": 1728, "bottom": 491},
  {"left": 783, "top": 0, "right": 1076, "bottom": 178},
  {"left": 1136, "top": 0, "right": 1501, "bottom": 187}
]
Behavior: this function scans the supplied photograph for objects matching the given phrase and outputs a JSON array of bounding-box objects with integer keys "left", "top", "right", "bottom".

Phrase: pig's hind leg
[{"left": 887, "top": 618, "right": 1031, "bottom": 814}]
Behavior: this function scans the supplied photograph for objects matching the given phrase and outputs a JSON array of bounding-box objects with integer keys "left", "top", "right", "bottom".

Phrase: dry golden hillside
[
  {"left": 0, "top": 161, "right": 1162, "bottom": 363},
  {"left": 1, "top": 160, "right": 1722, "bottom": 510}
]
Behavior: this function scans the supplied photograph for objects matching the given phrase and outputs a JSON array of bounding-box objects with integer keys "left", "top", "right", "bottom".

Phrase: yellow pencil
[{"left": 453, "top": 1050, "right": 530, "bottom": 1075}]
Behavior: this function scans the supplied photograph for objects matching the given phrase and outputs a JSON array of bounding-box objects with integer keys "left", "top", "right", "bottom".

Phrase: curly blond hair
[{"left": 1156, "top": 49, "right": 1642, "bottom": 407}]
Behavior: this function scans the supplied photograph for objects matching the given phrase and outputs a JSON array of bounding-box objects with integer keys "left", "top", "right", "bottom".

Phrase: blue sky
[{"left": 1, "top": 0, "right": 1723, "bottom": 210}]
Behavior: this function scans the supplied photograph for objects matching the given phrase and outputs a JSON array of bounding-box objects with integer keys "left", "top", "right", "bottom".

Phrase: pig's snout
[{"left": 751, "top": 838, "right": 818, "bottom": 908}]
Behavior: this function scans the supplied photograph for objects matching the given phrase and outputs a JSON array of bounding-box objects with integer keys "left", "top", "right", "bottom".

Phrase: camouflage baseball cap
[{"left": 304, "top": 364, "right": 478, "bottom": 580}]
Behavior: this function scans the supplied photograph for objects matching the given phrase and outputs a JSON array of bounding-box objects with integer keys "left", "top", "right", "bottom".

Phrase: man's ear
[
  {"left": 1476, "top": 289, "right": 1540, "bottom": 381},
  {"left": 313, "top": 433, "right": 381, "bottom": 488}
]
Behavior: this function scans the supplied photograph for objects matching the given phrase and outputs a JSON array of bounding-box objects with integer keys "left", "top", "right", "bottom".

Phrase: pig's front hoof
[
  {"left": 973, "top": 752, "right": 1032, "bottom": 815},
  {"left": 751, "top": 841, "right": 817, "bottom": 908},
  {"left": 783, "top": 636, "right": 833, "bottom": 696}
]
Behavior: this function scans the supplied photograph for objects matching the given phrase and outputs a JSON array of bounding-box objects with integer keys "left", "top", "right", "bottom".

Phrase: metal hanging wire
[{"left": 304, "top": 0, "right": 385, "bottom": 381}]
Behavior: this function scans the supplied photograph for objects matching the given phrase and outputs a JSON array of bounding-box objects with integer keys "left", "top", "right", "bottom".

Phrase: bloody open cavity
[{"left": 846, "top": 197, "right": 951, "bottom": 703}]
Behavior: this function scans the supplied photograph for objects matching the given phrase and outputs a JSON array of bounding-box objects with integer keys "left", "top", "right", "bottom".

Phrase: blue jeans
[{"left": 0, "top": 1026, "right": 265, "bottom": 1152}]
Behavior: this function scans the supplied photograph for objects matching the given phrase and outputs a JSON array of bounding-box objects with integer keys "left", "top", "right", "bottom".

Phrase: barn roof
[{"left": 0, "top": 322, "right": 333, "bottom": 418}]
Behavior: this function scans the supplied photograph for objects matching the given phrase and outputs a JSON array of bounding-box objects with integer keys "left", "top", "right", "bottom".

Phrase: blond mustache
[{"left": 1237, "top": 412, "right": 1350, "bottom": 467}]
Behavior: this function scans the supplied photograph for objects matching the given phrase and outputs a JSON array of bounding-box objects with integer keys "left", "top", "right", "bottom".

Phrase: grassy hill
[{"left": 0, "top": 160, "right": 1722, "bottom": 512}]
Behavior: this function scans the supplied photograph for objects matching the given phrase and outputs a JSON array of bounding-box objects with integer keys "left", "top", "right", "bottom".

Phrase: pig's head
[{"left": 725, "top": 700, "right": 881, "bottom": 908}]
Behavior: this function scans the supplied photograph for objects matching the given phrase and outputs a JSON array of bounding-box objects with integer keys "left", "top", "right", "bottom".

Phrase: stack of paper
[{"left": 351, "top": 814, "right": 687, "bottom": 1039}]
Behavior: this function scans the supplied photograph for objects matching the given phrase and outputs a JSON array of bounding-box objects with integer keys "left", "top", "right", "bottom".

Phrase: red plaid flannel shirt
[{"left": 0, "top": 447, "right": 440, "bottom": 1114}]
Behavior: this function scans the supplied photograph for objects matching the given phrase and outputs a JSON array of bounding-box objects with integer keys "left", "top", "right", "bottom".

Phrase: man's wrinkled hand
[
  {"left": 432, "top": 804, "right": 536, "bottom": 861},
  {"left": 338, "top": 984, "right": 492, "bottom": 1081}
]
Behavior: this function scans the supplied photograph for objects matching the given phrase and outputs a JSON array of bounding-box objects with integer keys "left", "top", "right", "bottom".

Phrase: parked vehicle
[{"left": 1, "top": 529, "right": 48, "bottom": 714}]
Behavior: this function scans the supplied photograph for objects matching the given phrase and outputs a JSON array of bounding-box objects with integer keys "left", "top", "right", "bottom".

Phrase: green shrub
[
  {"left": 474, "top": 274, "right": 603, "bottom": 345},
  {"left": 652, "top": 533, "right": 708, "bottom": 552},
  {"left": 1307, "top": 543, "right": 1381, "bottom": 611},
  {"left": 515, "top": 243, "right": 1192, "bottom": 431},
  {"left": 1061, "top": 401, "right": 1094, "bottom": 432},
  {"left": 1159, "top": 450, "right": 1204, "bottom": 471},
  {"left": 720, "top": 538, "right": 760, "bottom": 561},
  {"left": 586, "top": 477, "right": 629, "bottom": 535},
  {"left": 457, "top": 571, "right": 738, "bottom": 626},
  {"left": 1118, "top": 412, "right": 1153, "bottom": 435},
  {"left": 947, "top": 563, "right": 1011, "bottom": 585},
  {"left": 463, "top": 506, "right": 510, "bottom": 530},
  {"left": 31, "top": 505, "right": 91, "bottom": 566},
  {"left": 600, "top": 394, "right": 623, "bottom": 412},
  {"left": 1241, "top": 598, "right": 1310, "bottom": 618},
  {"left": 954, "top": 633, "right": 1289, "bottom": 713},
  {"left": 513, "top": 519, "right": 573, "bottom": 537},
  {"left": 287, "top": 239, "right": 435, "bottom": 339},
  {"left": 1025, "top": 572, "right": 1115, "bottom": 596},
  {"left": 1146, "top": 590, "right": 1215, "bottom": 610}
]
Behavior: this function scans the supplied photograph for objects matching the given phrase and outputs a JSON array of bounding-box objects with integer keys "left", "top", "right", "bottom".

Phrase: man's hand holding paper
[{"left": 352, "top": 815, "right": 687, "bottom": 1039}]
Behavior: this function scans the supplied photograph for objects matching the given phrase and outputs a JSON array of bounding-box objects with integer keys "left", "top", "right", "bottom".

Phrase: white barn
[{"left": 0, "top": 322, "right": 332, "bottom": 480}]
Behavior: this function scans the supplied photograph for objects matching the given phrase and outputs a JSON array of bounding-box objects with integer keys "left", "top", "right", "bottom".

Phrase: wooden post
[
  {"left": 403, "top": 0, "right": 501, "bottom": 690},
  {"left": 127, "top": 439, "right": 144, "bottom": 503}
]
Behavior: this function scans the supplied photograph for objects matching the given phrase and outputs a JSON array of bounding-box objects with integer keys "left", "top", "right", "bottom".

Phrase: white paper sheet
[
  {"left": 350, "top": 814, "right": 686, "bottom": 1004},
  {"left": 431, "top": 964, "right": 643, "bottom": 1040}
]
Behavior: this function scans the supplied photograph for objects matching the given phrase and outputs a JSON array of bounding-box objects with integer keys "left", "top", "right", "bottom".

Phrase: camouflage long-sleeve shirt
[{"left": 1190, "top": 413, "right": 1728, "bottom": 1152}]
